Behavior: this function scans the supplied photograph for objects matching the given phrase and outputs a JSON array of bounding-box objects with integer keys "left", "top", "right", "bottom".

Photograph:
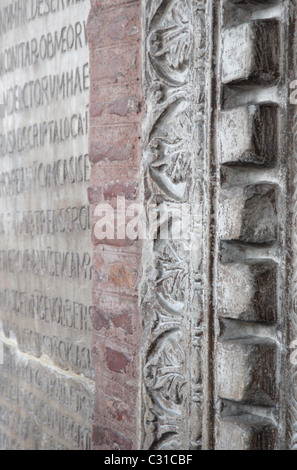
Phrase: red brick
[
  {"left": 89, "top": 141, "right": 134, "bottom": 164},
  {"left": 92, "top": 294, "right": 141, "bottom": 346},
  {"left": 105, "top": 347, "right": 130, "bottom": 374},
  {"left": 93, "top": 306, "right": 110, "bottom": 331},
  {"left": 111, "top": 310, "right": 133, "bottom": 335},
  {"left": 88, "top": 3, "right": 140, "bottom": 50},
  {"left": 88, "top": 186, "right": 102, "bottom": 204},
  {"left": 93, "top": 247, "right": 140, "bottom": 297},
  {"left": 105, "top": 396, "right": 129, "bottom": 422},
  {"left": 103, "top": 181, "right": 138, "bottom": 200},
  {"left": 90, "top": 199, "right": 139, "bottom": 247},
  {"left": 93, "top": 426, "right": 133, "bottom": 450},
  {"left": 93, "top": 306, "right": 133, "bottom": 336},
  {"left": 93, "top": 338, "right": 139, "bottom": 385},
  {"left": 89, "top": 120, "right": 141, "bottom": 165},
  {"left": 108, "top": 96, "right": 141, "bottom": 116},
  {"left": 89, "top": 82, "right": 142, "bottom": 123},
  {"left": 109, "top": 263, "right": 135, "bottom": 288},
  {"left": 90, "top": 44, "right": 140, "bottom": 85},
  {"left": 92, "top": 231, "right": 136, "bottom": 248},
  {"left": 89, "top": 0, "right": 142, "bottom": 450},
  {"left": 89, "top": 102, "right": 105, "bottom": 118},
  {"left": 90, "top": 166, "right": 140, "bottom": 194}
]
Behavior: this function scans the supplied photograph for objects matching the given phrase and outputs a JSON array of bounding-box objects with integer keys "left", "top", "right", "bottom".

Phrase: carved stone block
[
  {"left": 230, "top": 0, "right": 280, "bottom": 7},
  {"left": 217, "top": 263, "right": 277, "bottom": 322},
  {"left": 230, "top": 0, "right": 279, "bottom": 8},
  {"left": 218, "top": 184, "right": 277, "bottom": 243},
  {"left": 220, "top": 105, "right": 278, "bottom": 166},
  {"left": 217, "top": 341, "right": 277, "bottom": 405},
  {"left": 216, "top": 418, "right": 276, "bottom": 451},
  {"left": 221, "top": 20, "right": 280, "bottom": 84}
]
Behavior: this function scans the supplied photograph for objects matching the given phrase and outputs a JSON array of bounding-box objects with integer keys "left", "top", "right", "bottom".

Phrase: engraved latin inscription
[{"left": 0, "top": 0, "right": 93, "bottom": 450}]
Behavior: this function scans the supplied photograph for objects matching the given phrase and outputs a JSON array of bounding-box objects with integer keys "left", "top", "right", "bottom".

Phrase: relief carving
[
  {"left": 142, "top": 0, "right": 293, "bottom": 451},
  {"left": 141, "top": 0, "right": 206, "bottom": 450},
  {"left": 148, "top": 0, "right": 191, "bottom": 87},
  {"left": 215, "top": 0, "right": 288, "bottom": 450}
]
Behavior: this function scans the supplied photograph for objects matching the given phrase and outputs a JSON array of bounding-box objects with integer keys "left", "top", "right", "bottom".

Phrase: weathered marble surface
[
  {"left": 140, "top": 0, "right": 294, "bottom": 450},
  {"left": 0, "top": 0, "right": 93, "bottom": 450}
]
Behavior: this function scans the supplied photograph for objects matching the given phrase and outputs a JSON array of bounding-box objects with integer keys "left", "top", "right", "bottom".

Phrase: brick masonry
[{"left": 88, "top": 0, "right": 143, "bottom": 450}]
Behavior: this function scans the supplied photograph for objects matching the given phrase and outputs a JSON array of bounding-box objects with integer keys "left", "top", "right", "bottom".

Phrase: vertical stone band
[
  {"left": 140, "top": 0, "right": 208, "bottom": 450},
  {"left": 289, "top": 0, "right": 297, "bottom": 451},
  {"left": 141, "top": 0, "right": 292, "bottom": 450},
  {"left": 215, "top": 0, "right": 289, "bottom": 450}
]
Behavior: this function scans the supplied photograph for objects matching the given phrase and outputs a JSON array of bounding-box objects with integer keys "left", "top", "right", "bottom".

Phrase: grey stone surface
[
  {"left": 140, "top": 0, "right": 207, "bottom": 450},
  {"left": 0, "top": 0, "right": 93, "bottom": 450},
  {"left": 140, "top": 0, "right": 294, "bottom": 451}
]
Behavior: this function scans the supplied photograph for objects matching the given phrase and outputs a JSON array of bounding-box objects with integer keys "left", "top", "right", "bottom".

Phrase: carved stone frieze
[
  {"left": 141, "top": 0, "right": 207, "bottom": 450},
  {"left": 141, "top": 0, "right": 294, "bottom": 450}
]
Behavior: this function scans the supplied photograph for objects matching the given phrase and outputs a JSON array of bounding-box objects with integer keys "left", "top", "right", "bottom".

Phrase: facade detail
[
  {"left": 88, "top": 0, "right": 143, "bottom": 450},
  {"left": 141, "top": 0, "right": 208, "bottom": 450},
  {"left": 215, "top": 0, "right": 289, "bottom": 450},
  {"left": 2, "top": 0, "right": 297, "bottom": 451},
  {"left": 289, "top": 0, "right": 297, "bottom": 452},
  {"left": 141, "top": 0, "right": 294, "bottom": 450}
]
